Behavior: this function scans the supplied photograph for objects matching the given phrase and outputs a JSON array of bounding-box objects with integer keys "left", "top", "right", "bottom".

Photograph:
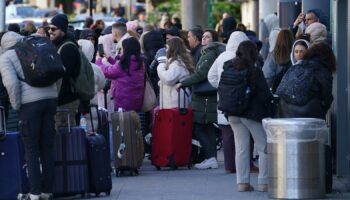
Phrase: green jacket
[{"left": 181, "top": 42, "right": 225, "bottom": 124}]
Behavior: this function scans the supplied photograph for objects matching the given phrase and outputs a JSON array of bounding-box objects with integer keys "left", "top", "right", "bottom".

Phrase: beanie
[{"left": 51, "top": 14, "right": 68, "bottom": 33}]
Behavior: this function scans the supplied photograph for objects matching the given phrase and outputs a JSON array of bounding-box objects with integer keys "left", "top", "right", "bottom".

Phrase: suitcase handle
[
  {"left": 0, "top": 106, "right": 6, "bottom": 140},
  {"left": 56, "top": 108, "right": 72, "bottom": 132},
  {"left": 88, "top": 104, "right": 103, "bottom": 133},
  {"left": 178, "top": 87, "right": 189, "bottom": 115}
]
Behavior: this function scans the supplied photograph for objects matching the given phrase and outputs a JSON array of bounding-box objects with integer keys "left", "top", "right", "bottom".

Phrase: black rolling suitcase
[
  {"left": 53, "top": 110, "right": 89, "bottom": 198},
  {"left": 86, "top": 106, "right": 112, "bottom": 196}
]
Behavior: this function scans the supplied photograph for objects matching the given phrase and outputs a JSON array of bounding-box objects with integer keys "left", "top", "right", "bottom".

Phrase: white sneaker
[{"left": 194, "top": 157, "right": 218, "bottom": 169}]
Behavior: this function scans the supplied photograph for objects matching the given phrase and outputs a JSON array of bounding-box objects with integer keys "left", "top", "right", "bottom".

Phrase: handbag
[
  {"left": 192, "top": 80, "right": 217, "bottom": 96},
  {"left": 141, "top": 76, "right": 157, "bottom": 112}
]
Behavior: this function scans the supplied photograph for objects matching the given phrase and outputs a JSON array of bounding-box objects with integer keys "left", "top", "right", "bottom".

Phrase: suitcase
[
  {"left": 151, "top": 88, "right": 193, "bottom": 169},
  {"left": 53, "top": 110, "right": 89, "bottom": 198},
  {"left": 86, "top": 106, "right": 112, "bottom": 196},
  {"left": 0, "top": 106, "right": 29, "bottom": 200},
  {"left": 111, "top": 110, "right": 144, "bottom": 176}
]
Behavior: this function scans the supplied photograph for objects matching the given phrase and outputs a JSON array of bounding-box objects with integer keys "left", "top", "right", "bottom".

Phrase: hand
[
  {"left": 176, "top": 83, "right": 183, "bottom": 89},
  {"left": 293, "top": 13, "right": 305, "bottom": 27}
]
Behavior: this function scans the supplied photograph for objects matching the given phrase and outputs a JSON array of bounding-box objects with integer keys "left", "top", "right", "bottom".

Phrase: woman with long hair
[
  {"left": 96, "top": 37, "right": 145, "bottom": 111},
  {"left": 225, "top": 40, "right": 271, "bottom": 192},
  {"left": 263, "top": 29, "right": 294, "bottom": 93},
  {"left": 157, "top": 37, "right": 193, "bottom": 109}
]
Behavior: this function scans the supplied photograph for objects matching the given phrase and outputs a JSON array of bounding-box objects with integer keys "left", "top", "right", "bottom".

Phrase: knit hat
[
  {"left": 50, "top": 14, "right": 68, "bottom": 33},
  {"left": 305, "top": 22, "right": 327, "bottom": 44}
]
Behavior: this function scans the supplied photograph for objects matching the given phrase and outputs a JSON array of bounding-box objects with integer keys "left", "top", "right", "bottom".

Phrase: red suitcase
[{"left": 151, "top": 88, "right": 192, "bottom": 169}]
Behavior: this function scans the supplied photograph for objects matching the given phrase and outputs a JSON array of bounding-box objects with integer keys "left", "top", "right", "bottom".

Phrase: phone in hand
[{"left": 98, "top": 43, "right": 104, "bottom": 57}]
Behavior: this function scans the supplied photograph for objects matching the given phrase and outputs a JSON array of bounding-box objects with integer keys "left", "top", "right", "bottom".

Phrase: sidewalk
[{"left": 59, "top": 150, "right": 350, "bottom": 200}]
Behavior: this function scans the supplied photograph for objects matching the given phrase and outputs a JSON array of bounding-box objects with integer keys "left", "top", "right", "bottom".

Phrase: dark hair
[
  {"left": 203, "top": 29, "right": 219, "bottom": 42},
  {"left": 303, "top": 42, "right": 336, "bottom": 73},
  {"left": 8, "top": 23, "right": 20, "bottom": 33},
  {"left": 306, "top": 9, "right": 320, "bottom": 21},
  {"left": 189, "top": 27, "right": 203, "bottom": 41},
  {"left": 120, "top": 37, "right": 143, "bottom": 75},
  {"left": 296, "top": 33, "right": 311, "bottom": 42},
  {"left": 112, "top": 22, "right": 127, "bottom": 35},
  {"left": 294, "top": 40, "right": 308, "bottom": 49},
  {"left": 232, "top": 40, "right": 258, "bottom": 88}
]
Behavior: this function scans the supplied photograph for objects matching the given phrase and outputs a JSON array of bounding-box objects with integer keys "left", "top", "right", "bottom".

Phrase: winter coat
[
  {"left": 262, "top": 53, "right": 292, "bottom": 90},
  {"left": 181, "top": 42, "right": 224, "bottom": 124},
  {"left": 276, "top": 59, "right": 333, "bottom": 119},
  {"left": 239, "top": 67, "right": 271, "bottom": 122},
  {"left": 54, "top": 35, "right": 81, "bottom": 106},
  {"left": 208, "top": 31, "right": 249, "bottom": 125},
  {"left": 157, "top": 59, "right": 190, "bottom": 109},
  {"left": 0, "top": 32, "right": 58, "bottom": 110},
  {"left": 305, "top": 22, "right": 328, "bottom": 45},
  {"left": 190, "top": 44, "right": 202, "bottom": 66},
  {"left": 96, "top": 55, "right": 145, "bottom": 111}
]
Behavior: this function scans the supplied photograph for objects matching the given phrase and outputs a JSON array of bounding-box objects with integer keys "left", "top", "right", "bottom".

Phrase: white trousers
[{"left": 228, "top": 116, "right": 268, "bottom": 185}]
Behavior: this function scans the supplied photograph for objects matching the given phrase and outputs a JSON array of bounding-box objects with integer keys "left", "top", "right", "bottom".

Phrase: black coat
[
  {"left": 277, "top": 59, "right": 333, "bottom": 119},
  {"left": 240, "top": 67, "right": 272, "bottom": 122}
]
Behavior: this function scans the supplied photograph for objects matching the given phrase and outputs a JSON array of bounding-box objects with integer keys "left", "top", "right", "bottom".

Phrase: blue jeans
[{"left": 19, "top": 99, "right": 57, "bottom": 195}]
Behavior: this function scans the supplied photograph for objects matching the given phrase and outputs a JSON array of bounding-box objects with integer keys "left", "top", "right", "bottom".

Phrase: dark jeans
[
  {"left": 193, "top": 123, "right": 217, "bottom": 159},
  {"left": 19, "top": 99, "right": 57, "bottom": 195}
]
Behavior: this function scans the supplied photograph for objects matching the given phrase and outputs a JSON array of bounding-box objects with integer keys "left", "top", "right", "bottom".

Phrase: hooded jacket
[
  {"left": 208, "top": 31, "right": 249, "bottom": 124},
  {"left": 0, "top": 32, "right": 58, "bottom": 110},
  {"left": 290, "top": 39, "right": 310, "bottom": 65},
  {"left": 263, "top": 14, "right": 281, "bottom": 53}
]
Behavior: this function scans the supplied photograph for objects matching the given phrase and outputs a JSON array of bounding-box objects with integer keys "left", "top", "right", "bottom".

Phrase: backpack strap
[{"left": 58, "top": 41, "right": 78, "bottom": 54}]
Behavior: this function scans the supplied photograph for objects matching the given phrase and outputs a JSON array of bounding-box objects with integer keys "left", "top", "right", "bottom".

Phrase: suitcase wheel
[
  {"left": 170, "top": 166, "right": 178, "bottom": 170},
  {"left": 155, "top": 166, "right": 161, "bottom": 170}
]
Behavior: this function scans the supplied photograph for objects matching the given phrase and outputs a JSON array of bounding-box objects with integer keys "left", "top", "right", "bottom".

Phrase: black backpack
[
  {"left": 14, "top": 36, "right": 65, "bottom": 87},
  {"left": 276, "top": 61, "right": 316, "bottom": 105},
  {"left": 218, "top": 61, "right": 251, "bottom": 115},
  {"left": 270, "top": 62, "right": 291, "bottom": 93}
]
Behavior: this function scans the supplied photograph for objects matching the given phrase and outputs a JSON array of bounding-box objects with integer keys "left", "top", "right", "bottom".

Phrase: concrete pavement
[{"left": 57, "top": 150, "right": 350, "bottom": 200}]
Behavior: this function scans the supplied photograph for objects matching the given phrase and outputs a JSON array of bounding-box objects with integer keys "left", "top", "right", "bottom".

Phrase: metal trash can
[{"left": 262, "top": 118, "right": 328, "bottom": 199}]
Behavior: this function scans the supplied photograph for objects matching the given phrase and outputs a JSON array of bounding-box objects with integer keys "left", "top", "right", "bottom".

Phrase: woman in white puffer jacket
[
  {"left": 157, "top": 37, "right": 193, "bottom": 109},
  {"left": 207, "top": 31, "right": 249, "bottom": 173}
]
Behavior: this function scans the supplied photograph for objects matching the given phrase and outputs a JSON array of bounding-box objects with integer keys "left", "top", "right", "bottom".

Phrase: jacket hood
[
  {"left": 1, "top": 31, "right": 24, "bottom": 51},
  {"left": 263, "top": 14, "right": 279, "bottom": 33},
  {"left": 305, "top": 22, "right": 327, "bottom": 44},
  {"left": 226, "top": 31, "right": 249, "bottom": 52},
  {"left": 78, "top": 39, "right": 94, "bottom": 62},
  {"left": 290, "top": 39, "right": 310, "bottom": 65}
]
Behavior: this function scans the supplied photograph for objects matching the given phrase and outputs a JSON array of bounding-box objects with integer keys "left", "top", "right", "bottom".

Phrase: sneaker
[
  {"left": 237, "top": 183, "right": 254, "bottom": 192},
  {"left": 258, "top": 184, "right": 268, "bottom": 192},
  {"left": 194, "top": 157, "right": 218, "bottom": 169},
  {"left": 40, "top": 193, "right": 53, "bottom": 200},
  {"left": 18, "top": 194, "right": 40, "bottom": 200}
]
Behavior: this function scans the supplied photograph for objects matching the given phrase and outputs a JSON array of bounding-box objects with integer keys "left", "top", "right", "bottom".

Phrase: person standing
[
  {"left": 0, "top": 32, "right": 58, "bottom": 200},
  {"left": 48, "top": 14, "right": 81, "bottom": 126},
  {"left": 187, "top": 27, "right": 203, "bottom": 66},
  {"left": 177, "top": 29, "right": 223, "bottom": 169}
]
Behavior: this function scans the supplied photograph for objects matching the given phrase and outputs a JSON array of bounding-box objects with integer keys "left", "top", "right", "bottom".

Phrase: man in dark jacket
[
  {"left": 49, "top": 14, "right": 81, "bottom": 126},
  {"left": 188, "top": 27, "right": 203, "bottom": 66}
]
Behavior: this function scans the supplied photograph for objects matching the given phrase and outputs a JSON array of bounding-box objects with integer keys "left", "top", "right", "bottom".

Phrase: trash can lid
[{"left": 262, "top": 118, "right": 328, "bottom": 142}]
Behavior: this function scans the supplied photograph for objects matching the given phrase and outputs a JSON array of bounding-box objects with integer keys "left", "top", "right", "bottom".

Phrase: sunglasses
[{"left": 49, "top": 26, "right": 58, "bottom": 32}]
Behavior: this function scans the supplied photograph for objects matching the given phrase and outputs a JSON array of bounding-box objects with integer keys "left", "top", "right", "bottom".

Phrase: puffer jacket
[
  {"left": 208, "top": 31, "right": 249, "bottom": 125},
  {"left": 181, "top": 42, "right": 225, "bottom": 124},
  {"left": 0, "top": 32, "right": 58, "bottom": 110},
  {"left": 96, "top": 55, "right": 144, "bottom": 111},
  {"left": 157, "top": 59, "right": 190, "bottom": 109}
]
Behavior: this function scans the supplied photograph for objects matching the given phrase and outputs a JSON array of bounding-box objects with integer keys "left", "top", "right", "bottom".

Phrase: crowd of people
[{"left": 0, "top": 8, "right": 337, "bottom": 199}]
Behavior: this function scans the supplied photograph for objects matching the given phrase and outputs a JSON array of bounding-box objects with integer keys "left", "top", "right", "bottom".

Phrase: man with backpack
[
  {"left": 49, "top": 14, "right": 95, "bottom": 126},
  {"left": 0, "top": 31, "right": 61, "bottom": 200}
]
